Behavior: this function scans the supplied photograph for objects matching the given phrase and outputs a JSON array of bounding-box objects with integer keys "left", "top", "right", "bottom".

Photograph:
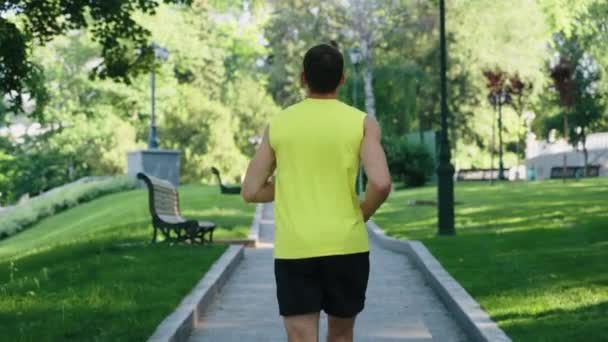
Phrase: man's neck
[{"left": 307, "top": 92, "right": 338, "bottom": 99}]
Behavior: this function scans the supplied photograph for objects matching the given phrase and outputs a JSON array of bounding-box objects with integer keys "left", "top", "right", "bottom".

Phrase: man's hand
[
  {"left": 360, "top": 116, "right": 391, "bottom": 221},
  {"left": 241, "top": 127, "right": 276, "bottom": 203}
]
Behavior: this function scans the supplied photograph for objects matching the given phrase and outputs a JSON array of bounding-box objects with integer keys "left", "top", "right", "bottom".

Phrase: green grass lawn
[
  {"left": 374, "top": 178, "right": 608, "bottom": 342},
  {"left": 0, "top": 184, "right": 254, "bottom": 341}
]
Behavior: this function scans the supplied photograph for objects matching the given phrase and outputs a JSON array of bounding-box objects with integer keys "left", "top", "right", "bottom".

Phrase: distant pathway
[{"left": 189, "top": 203, "right": 468, "bottom": 341}]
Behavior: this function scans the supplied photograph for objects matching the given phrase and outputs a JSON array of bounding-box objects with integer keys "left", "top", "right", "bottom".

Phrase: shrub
[
  {"left": 382, "top": 135, "right": 435, "bottom": 187},
  {"left": 0, "top": 176, "right": 138, "bottom": 240}
]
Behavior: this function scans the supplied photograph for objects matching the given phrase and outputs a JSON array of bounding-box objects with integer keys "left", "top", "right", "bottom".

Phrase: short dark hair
[{"left": 303, "top": 44, "right": 344, "bottom": 94}]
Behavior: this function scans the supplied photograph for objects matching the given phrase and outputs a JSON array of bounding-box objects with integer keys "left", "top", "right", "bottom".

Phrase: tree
[
  {"left": 337, "top": 0, "right": 410, "bottom": 119},
  {"left": 483, "top": 69, "right": 511, "bottom": 180},
  {"left": 0, "top": 2, "right": 279, "bottom": 202},
  {"left": 0, "top": 0, "right": 191, "bottom": 119},
  {"left": 265, "top": 0, "right": 411, "bottom": 117},
  {"left": 506, "top": 73, "right": 533, "bottom": 177},
  {"left": 547, "top": 33, "right": 606, "bottom": 175},
  {"left": 146, "top": 2, "right": 277, "bottom": 183},
  {"left": 443, "top": 0, "right": 549, "bottom": 169},
  {"left": 264, "top": 0, "right": 344, "bottom": 107}
]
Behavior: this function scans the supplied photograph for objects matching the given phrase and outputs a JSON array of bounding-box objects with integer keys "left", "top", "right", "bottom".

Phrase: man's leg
[
  {"left": 327, "top": 315, "right": 356, "bottom": 342},
  {"left": 275, "top": 257, "right": 323, "bottom": 342},
  {"left": 320, "top": 252, "right": 370, "bottom": 342},
  {"left": 283, "top": 312, "right": 320, "bottom": 342}
]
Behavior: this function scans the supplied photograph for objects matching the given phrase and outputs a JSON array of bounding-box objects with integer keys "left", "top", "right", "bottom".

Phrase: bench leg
[
  {"left": 158, "top": 226, "right": 175, "bottom": 243},
  {"left": 208, "top": 229, "right": 214, "bottom": 243},
  {"left": 151, "top": 226, "right": 158, "bottom": 243},
  {"left": 197, "top": 229, "right": 213, "bottom": 244},
  {"left": 175, "top": 228, "right": 186, "bottom": 243}
]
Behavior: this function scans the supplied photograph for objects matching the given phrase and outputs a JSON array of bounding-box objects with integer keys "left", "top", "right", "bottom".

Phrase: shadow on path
[{"left": 189, "top": 203, "right": 468, "bottom": 342}]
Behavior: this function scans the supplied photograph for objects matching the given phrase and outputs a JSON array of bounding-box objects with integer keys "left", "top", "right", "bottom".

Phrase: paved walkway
[{"left": 189, "top": 203, "right": 468, "bottom": 341}]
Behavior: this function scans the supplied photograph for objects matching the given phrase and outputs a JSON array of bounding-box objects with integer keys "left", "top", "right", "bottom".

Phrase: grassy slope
[
  {"left": 374, "top": 178, "right": 608, "bottom": 342},
  {"left": 0, "top": 184, "right": 254, "bottom": 341},
  {"left": 0, "top": 184, "right": 254, "bottom": 260}
]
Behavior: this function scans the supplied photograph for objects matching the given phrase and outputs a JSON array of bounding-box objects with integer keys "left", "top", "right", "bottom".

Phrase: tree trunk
[
  {"left": 583, "top": 147, "right": 589, "bottom": 177},
  {"left": 491, "top": 104, "right": 496, "bottom": 185},
  {"left": 582, "top": 128, "right": 588, "bottom": 177},
  {"left": 562, "top": 114, "right": 569, "bottom": 183},
  {"left": 516, "top": 131, "right": 523, "bottom": 180},
  {"left": 347, "top": 0, "right": 377, "bottom": 119},
  {"left": 361, "top": 60, "right": 376, "bottom": 119},
  {"left": 515, "top": 112, "right": 525, "bottom": 180}
]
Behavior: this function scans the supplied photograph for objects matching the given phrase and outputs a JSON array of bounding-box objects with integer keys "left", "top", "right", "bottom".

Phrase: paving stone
[{"left": 189, "top": 203, "right": 468, "bottom": 341}]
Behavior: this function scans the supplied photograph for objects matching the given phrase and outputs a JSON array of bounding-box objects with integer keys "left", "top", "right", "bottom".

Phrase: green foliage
[
  {"left": 375, "top": 178, "right": 608, "bottom": 341},
  {"left": 382, "top": 135, "right": 435, "bottom": 187},
  {"left": 1, "top": 3, "right": 278, "bottom": 199},
  {"left": 0, "top": 31, "right": 145, "bottom": 202},
  {"left": 367, "top": 64, "right": 424, "bottom": 136},
  {"left": 263, "top": 0, "right": 555, "bottom": 170},
  {"left": 0, "top": 114, "right": 141, "bottom": 202},
  {"left": 0, "top": 0, "right": 191, "bottom": 118},
  {"left": 264, "top": 0, "right": 351, "bottom": 107},
  {"left": 539, "top": 0, "right": 603, "bottom": 36},
  {"left": 139, "top": 4, "right": 278, "bottom": 183},
  {"left": 536, "top": 32, "right": 607, "bottom": 155},
  {"left": 4, "top": 0, "right": 608, "bottom": 199},
  {"left": 0, "top": 177, "right": 137, "bottom": 240}
]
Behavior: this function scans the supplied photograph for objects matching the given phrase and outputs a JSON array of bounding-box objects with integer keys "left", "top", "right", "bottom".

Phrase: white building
[
  {"left": 525, "top": 132, "right": 608, "bottom": 180},
  {"left": 0, "top": 116, "right": 51, "bottom": 143}
]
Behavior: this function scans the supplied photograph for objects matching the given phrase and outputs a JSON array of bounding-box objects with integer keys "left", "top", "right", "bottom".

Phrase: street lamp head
[
  {"left": 487, "top": 92, "right": 498, "bottom": 106},
  {"left": 502, "top": 91, "right": 512, "bottom": 105},
  {"left": 348, "top": 47, "right": 362, "bottom": 65},
  {"left": 151, "top": 42, "right": 170, "bottom": 61}
]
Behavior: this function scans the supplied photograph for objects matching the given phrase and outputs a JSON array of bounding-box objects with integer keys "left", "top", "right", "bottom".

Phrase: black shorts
[{"left": 274, "top": 252, "right": 370, "bottom": 318}]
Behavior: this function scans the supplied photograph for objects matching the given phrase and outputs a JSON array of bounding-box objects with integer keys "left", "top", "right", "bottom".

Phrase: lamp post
[
  {"left": 349, "top": 47, "right": 364, "bottom": 196},
  {"left": 148, "top": 42, "right": 169, "bottom": 149},
  {"left": 489, "top": 94, "right": 496, "bottom": 185},
  {"left": 488, "top": 89, "right": 511, "bottom": 180},
  {"left": 437, "top": 0, "right": 455, "bottom": 235}
]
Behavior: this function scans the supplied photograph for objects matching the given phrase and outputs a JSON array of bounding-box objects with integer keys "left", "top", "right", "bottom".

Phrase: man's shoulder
[
  {"left": 272, "top": 99, "right": 366, "bottom": 124},
  {"left": 273, "top": 101, "right": 303, "bottom": 120},
  {"left": 335, "top": 101, "right": 367, "bottom": 118}
]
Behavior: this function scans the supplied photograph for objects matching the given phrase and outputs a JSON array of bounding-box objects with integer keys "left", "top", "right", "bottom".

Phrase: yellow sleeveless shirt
[{"left": 269, "top": 98, "right": 369, "bottom": 259}]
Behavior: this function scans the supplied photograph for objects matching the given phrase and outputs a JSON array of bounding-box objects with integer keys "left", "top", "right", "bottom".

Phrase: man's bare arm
[
  {"left": 360, "top": 116, "right": 392, "bottom": 221},
  {"left": 241, "top": 127, "right": 276, "bottom": 203}
]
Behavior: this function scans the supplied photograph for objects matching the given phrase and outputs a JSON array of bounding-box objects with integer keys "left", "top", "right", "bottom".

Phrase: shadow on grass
[
  {"left": 493, "top": 301, "right": 608, "bottom": 321},
  {"left": 0, "top": 234, "right": 227, "bottom": 341},
  {"left": 375, "top": 179, "right": 608, "bottom": 342},
  {"left": 497, "top": 301, "right": 608, "bottom": 342}
]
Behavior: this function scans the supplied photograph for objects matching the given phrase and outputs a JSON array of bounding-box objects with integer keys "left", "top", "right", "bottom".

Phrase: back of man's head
[{"left": 303, "top": 44, "right": 344, "bottom": 94}]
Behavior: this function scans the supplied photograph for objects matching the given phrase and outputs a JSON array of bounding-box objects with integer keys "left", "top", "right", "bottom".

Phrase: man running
[{"left": 241, "top": 43, "right": 391, "bottom": 342}]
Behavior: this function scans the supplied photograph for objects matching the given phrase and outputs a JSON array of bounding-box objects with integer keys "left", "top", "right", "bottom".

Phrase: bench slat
[{"left": 158, "top": 214, "right": 187, "bottom": 224}]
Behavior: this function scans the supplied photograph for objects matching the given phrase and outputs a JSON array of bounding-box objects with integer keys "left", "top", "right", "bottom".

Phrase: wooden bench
[
  {"left": 137, "top": 172, "right": 216, "bottom": 244},
  {"left": 550, "top": 165, "right": 600, "bottom": 179},
  {"left": 210, "top": 167, "right": 241, "bottom": 195},
  {"left": 456, "top": 169, "right": 499, "bottom": 181}
]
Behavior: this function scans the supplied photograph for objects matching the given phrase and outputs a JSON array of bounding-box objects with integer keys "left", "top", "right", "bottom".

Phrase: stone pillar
[{"left": 127, "top": 149, "right": 181, "bottom": 186}]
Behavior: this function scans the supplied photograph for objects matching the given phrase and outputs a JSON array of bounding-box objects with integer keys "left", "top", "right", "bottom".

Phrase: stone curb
[
  {"left": 247, "top": 204, "right": 264, "bottom": 246},
  {"left": 147, "top": 244, "right": 244, "bottom": 342},
  {"left": 213, "top": 238, "right": 256, "bottom": 247},
  {"left": 367, "top": 220, "right": 512, "bottom": 342}
]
